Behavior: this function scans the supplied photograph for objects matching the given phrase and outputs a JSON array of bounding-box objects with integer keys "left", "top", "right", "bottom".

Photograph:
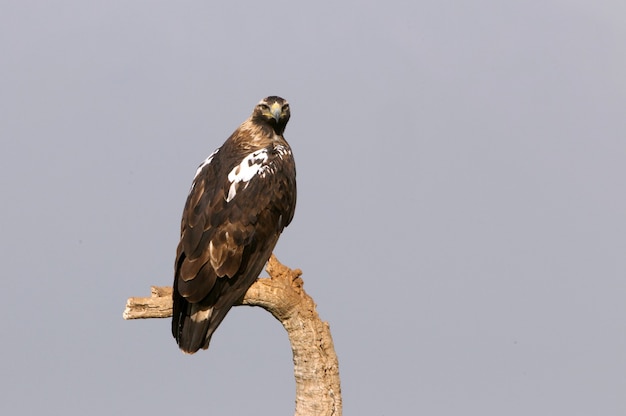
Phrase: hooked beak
[{"left": 270, "top": 102, "right": 282, "bottom": 122}]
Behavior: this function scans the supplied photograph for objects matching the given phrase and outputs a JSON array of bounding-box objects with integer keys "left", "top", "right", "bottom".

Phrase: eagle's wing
[{"left": 172, "top": 144, "right": 296, "bottom": 353}]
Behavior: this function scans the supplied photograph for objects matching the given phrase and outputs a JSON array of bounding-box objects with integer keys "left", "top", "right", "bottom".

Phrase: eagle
[{"left": 171, "top": 96, "right": 297, "bottom": 354}]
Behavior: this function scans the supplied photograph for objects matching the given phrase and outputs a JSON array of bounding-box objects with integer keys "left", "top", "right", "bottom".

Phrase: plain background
[{"left": 1, "top": 1, "right": 625, "bottom": 415}]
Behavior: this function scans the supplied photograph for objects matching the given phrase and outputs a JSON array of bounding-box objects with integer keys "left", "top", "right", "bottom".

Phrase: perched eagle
[{"left": 172, "top": 96, "right": 296, "bottom": 354}]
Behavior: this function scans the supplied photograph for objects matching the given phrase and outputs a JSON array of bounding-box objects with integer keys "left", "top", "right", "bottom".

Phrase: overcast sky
[{"left": 1, "top": 1, "right": 625, "bottom": 415}]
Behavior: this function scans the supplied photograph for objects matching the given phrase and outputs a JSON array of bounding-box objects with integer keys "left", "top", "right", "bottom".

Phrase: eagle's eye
[{"left": 282, "top": 104, "right": 289, "bottom": 112}]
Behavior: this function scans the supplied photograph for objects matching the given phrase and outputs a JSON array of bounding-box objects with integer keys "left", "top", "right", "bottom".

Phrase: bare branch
[
  {"left": 123, "top": 286, "right": 172, "bottom": 319},
  {"left": 123, "top": 255, "right": 342, "bottom": 416}
]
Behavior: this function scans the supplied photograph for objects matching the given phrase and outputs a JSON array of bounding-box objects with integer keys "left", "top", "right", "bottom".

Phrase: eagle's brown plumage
[{"left": 172, "top": 96, "right": 296, "bottom": 353}]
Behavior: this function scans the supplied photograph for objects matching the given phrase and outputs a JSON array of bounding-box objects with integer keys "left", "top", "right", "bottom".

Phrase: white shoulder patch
[
  {"left": 188, "top": 148, "right": 220, "bottom": 194},
  {"left": 224, "top": 145, "right": 291, "bottom": 203},
  {"left": 226, "top": 149, "right": 269, "bottom": 202},
  {"left": 194, "top": 148, "right": 220, "bottom": 179}
]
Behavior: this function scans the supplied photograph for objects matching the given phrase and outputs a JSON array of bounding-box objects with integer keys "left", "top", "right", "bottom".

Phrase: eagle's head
[{"left": 251, "top": 96, "right": 290, "bottom": 135}]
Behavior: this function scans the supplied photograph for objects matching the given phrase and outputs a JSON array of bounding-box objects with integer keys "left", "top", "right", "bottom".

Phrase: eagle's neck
[{"left": 233, "top": 119, "right": 285, "bottom": 151}]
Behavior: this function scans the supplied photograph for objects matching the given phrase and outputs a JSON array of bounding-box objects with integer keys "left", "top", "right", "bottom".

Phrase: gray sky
[{"left": 1, "top": 1, "right": 625, "bottom": 415}]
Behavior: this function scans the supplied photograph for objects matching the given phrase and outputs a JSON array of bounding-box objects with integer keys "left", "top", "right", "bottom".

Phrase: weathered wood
[
  {"left": 123, "top": 286, "right": 173, "bottom": 319},
  {"left": 123, "top": 255, "right": 342, "bottom": 416}
]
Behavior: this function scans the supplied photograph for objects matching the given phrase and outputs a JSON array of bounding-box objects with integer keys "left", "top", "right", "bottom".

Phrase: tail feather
[
  {"left": 172, "top": 243, "right": 276, "bottom": 353},
  {"left": 172, "top": 286, "right": 238, "bottom": 353},
  {"left": 180, "top": 304, "right": 213, "bottom": 353},
  {"left": 172, "top": 288, "right": 214, "bottom": 353}
]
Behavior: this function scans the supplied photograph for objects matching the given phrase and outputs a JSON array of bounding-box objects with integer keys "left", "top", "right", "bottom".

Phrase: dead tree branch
[{"left": 123, "top": 255, "right": 341, "bottom": 416}]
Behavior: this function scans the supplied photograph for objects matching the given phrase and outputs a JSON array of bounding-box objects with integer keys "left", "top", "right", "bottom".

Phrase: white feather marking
[
  {"left": 190, "top": 307, "right": 212, "bottom": 323},
  {"left": 189, "top": 148, "right": 220, "bottom": 194},
  {"left": 274, "top": 144, "right": 290, "bottom": 158},
  {"left": 226, "top": 149, "right": 269, "bottom": 202},
  {"left": 194, "top": 148, "right": 220, "bottom": 179}
]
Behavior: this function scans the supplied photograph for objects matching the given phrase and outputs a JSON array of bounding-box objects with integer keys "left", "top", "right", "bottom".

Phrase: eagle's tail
[
  {"left": 171, "top": 274, "right": 213, "bottom": 353},
  {"left": 172, "top": 282, "right": 239, "bottom": 353},
  {"left": 175, "top": 303, "right": 214, "bottom": 354}
]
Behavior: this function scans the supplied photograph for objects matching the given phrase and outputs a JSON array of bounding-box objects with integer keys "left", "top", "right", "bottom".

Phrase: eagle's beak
[{"left": 270, "top": 102, "right": 282, "bottom": 122}]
